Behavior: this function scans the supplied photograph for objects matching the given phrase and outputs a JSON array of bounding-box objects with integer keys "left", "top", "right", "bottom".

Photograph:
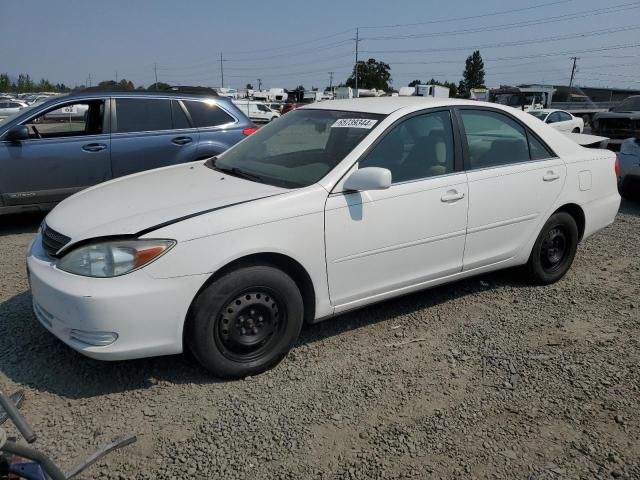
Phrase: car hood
[{"left": 45, "top": 162, "right": 287, "bottom": 244}]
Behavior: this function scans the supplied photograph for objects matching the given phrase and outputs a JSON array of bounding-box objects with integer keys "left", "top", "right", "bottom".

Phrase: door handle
[
  {"left": 172, "top": 136, "right": 193, "bottom": 146},
  {"left": 82, "top": 143, "right": 107, "bottom": 152},
  {"left": 440, "top": 190, "right": 465, "bottom": 203},
  {"left": 543, "top": 171, "right": 560, "bottom": 182}
]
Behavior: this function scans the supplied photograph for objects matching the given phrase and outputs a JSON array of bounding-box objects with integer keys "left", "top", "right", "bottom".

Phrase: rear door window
[
  {"left": 183, "top": 100, "right": 235, "bottom": 128},
  {"left": 171, "top": 100, "right": 191, "bottom": 129},
  {"left": 115, "top": 98, "right": 172, "bottom": 133},
  {"left": 460, "top": 109, "right": 531, "bottom": 169},
  {"left": 558, "top": 112, "right": 573, "bottom": 122}
]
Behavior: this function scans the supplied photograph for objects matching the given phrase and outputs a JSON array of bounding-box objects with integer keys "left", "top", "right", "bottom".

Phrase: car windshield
[
  {"left": 529, "top": 111, "right": 548, "bottom": 120},
  {"left": 210, "top": 109, "right": 385, "bottom": 188},
  {"left": 612, "top": 96, "right": 640, "bottom": 112}
]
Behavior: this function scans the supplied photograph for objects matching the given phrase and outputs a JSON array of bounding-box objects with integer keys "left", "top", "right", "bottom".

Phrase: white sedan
[
  {"left": 529, "top": 109, "right": 584, "bottom": 133},
  {"left": 0, "top": 99, "right": 28, "bottom": 121},
  {"left": 27, "top": 98, "right": 620, "bottom": 378}
]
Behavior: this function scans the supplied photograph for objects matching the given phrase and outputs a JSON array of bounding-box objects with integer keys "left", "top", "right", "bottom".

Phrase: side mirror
[
  {"left": 344, "top": 167, "right": 392, "bottom": 192},
  {"left": 6, "top": 125, "right": 30, "bottom": 141}
]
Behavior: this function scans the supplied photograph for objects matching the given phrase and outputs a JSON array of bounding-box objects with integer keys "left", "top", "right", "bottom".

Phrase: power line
[
  {"left": 361, "top": 24, "right": 640, "bottom": 54},
  {"left": 223, "top": 29, "right": 354, "bottom": 55},
  {"left": 362, "top": 2, "right": 640, "bottom": 41},
  {"left": 358, "top": 0, "right": 573, "bottom": 29}
]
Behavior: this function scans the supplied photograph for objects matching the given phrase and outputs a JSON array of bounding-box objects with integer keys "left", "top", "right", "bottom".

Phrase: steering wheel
[{"left": 31, "top": 125, "right": 42, "bottom": 139}]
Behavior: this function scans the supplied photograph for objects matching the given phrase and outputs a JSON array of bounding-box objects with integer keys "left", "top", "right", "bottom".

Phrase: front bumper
[{"left": 27, "top": 233, "right": 208, "bottom": 361}]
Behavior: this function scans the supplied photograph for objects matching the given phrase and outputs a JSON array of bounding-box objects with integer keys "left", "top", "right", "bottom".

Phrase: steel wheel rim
[
  {"left": 214, "top": 289, "right": 285, "bottom": 363},
  {"left": 540, "top": 226, "right": 568, "bottom": 273}
]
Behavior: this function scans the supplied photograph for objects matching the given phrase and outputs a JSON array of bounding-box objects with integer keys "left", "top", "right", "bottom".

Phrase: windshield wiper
[{"left": 210, "top": 159, "right": 264, "bottom": 183}]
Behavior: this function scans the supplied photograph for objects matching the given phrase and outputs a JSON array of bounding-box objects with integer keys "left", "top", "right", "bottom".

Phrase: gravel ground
[{"left": 1, "top": 201, "right": 639, "bottom": 479}]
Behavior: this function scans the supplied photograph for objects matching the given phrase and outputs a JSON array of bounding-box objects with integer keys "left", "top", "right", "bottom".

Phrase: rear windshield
[{"left": 211, "top": 109, "right": 385, "bottom": 188}]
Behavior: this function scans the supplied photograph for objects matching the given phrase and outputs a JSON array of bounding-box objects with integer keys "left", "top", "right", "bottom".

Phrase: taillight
[
  {"left": 614, "top": 153, "right": 620, "bottom": 177},
  {"left": 243, "top": 127, "right": 258, "bottom": 136}
]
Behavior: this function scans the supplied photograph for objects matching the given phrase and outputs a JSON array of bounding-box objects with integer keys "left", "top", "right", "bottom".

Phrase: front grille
[{"left": 41, "top": 222, "right": 70, "bottom": 258}]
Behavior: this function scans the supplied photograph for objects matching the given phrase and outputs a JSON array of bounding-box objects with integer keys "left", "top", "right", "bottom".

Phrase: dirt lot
[{"left": 1, "top": 202, "right": 639, "bottom": 479}]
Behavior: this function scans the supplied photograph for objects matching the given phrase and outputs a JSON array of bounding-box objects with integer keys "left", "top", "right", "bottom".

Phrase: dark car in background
[
  {"left": 592, "top": 95, "right": 640, "bottom": 150},
  {"left": 0, "top": 91, "right": 256, "bottom": 215}
]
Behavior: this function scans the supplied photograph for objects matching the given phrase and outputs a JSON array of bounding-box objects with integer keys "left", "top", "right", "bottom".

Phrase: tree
[
  {"left": 346, "top": 58, "right": 392, "bottom": 91},
  {"left": 16, "top": 74, "right": 34, "bottom": 93},
  {"left": 245, "top": 83, "right": 254, "bottom": 90},
  {"left": 296, "top": 85, "right": 305, "bottom": 92},
  {"left": 148, "top": 82, "right": 171, "bottom": 91},
  {"left": 118, "top": 79, "right": 135, "bottom": 90},
  {"left": 0, "top": 74, "right": 10, "bottom": 92},
  {"left": 457, "top": 80, "right": 467, "bottom": 98},
  {"left": 461, "top": 50, "right": 485, "bottom": 95},
  {"left": 408, "top": 79, "right": 422, "bottom": 87}
]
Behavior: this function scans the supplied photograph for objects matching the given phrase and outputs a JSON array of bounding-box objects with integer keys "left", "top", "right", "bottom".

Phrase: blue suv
[{"left": 0, "top": 91, "right": 256, "bottom": 215}]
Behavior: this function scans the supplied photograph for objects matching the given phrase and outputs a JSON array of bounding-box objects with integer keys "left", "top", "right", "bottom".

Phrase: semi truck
[{"left": 488, "top": 85, "right": 640, "bottom": 125}]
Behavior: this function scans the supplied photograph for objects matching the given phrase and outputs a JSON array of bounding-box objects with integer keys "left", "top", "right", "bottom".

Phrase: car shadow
[
  {"left": 620, "top": 198, "right": 640, "bottom": 216},
  {"left": 0, "top": 268, "right": 527, "bottom": 399},
  {"left": 0, "top": 212, "right": 45, "bottom": 236}
]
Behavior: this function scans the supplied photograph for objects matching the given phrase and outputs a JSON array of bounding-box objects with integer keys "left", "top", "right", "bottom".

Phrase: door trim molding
[
  {"left": 467, "top": 213, "right": 538, "bottom": 235},
  {"left": 334, "top": 229, "right": 467, "bottom": 263}
]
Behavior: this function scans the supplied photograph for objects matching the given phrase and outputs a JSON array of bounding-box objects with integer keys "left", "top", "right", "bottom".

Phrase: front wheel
[
  {"left": 186, "top": 265, "right": 304, "bottom": 378},
  {"left": 572, "top": 127, "right": 580, "bottom": 133},
  {"left": 526, "top": 212, "right": 579, "bottom": 285}
]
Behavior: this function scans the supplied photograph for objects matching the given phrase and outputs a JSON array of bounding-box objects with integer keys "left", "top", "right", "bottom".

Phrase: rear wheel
[
  {"left": 526, "top": 212, "right": 579, "bottom": 285},
  {"left": 186, "top": 265, "right": 304, "bottom": 378}
]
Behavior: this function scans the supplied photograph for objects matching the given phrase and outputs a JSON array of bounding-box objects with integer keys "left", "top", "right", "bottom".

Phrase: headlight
[{"left": 57, "top": 239, "right": 175, "bottom": 278}]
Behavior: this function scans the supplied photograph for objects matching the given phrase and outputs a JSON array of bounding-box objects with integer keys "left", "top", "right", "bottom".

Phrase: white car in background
[
  {"left": 43, "top": 103, "right": 89, "bottom": 121},
  {"left": 27, "top": 98, "right": 620, "bottom": 378},
  {"left": 233, "top": 100, "right": 280, "bottom": 123},
  {"left": 0, "top": 99, "right": 28, "bottom": 121},
  {"left": 529, "top": 109, "right": 584, "bottom": 133}
]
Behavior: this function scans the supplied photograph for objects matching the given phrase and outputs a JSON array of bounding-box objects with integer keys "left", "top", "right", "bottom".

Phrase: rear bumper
[{"left": 582, "top": 192, "right": 621, "bottom": 241}]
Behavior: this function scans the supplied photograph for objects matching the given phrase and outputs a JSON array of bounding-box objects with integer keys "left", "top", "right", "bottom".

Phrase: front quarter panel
[{"left": 142, "top": 184, "right": 333, "bottom": 319}]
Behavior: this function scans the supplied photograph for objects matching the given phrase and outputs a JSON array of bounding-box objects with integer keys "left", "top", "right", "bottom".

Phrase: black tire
[
  {"left": 186, "top": 265, "right": 304, "bottom": 378},
  {"left": 572, "top": 127, "right": 580, "bottom": 133},
  {"left": 526, "top": 212, "right": 579, "bottom": 285}
]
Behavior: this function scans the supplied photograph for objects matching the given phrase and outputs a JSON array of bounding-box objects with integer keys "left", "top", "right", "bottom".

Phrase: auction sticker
[{"left": 331, "top": 118, "right": 378, "bottom": 129}]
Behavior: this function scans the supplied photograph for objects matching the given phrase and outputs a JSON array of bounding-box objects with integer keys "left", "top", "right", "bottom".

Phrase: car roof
[
  {"left": 30, "top": 90, "right": 235, "bottom": 110},
  {"left": 301, "top": 97, "right": 489, "bottom": 115},
  {"left": 38, "top": 90, "right": 229, "bottom": 102}
]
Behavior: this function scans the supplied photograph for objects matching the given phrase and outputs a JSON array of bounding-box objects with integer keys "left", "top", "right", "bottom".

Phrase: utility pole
[
  {"left": 115, "top": 71, "right": 118, "bottom": 83},
  {"left": 88, "top": 74, "right": 92, "bottom": 87},
  {"left": 154, "top": 63, "right": 158, "bottom": 89},
  {"left": 220, "top": 52, "right": 224, "bottom": 88},
  {"left": 328, "top": 71, "right": 334, "bottom": 91},
  {"left": 354, "top": 27, "right": 360, "bottom": 97},
  {"left": 568, "top": 56, "right": 579, "bottom": 102},
  {"left": 257, "top": 78, "right": 262, "bottom": 91}
]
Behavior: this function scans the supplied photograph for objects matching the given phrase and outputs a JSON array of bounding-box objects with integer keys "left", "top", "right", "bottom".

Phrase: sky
[{"left": 1, "top": 0, "right": 639, "bottom": 91}]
